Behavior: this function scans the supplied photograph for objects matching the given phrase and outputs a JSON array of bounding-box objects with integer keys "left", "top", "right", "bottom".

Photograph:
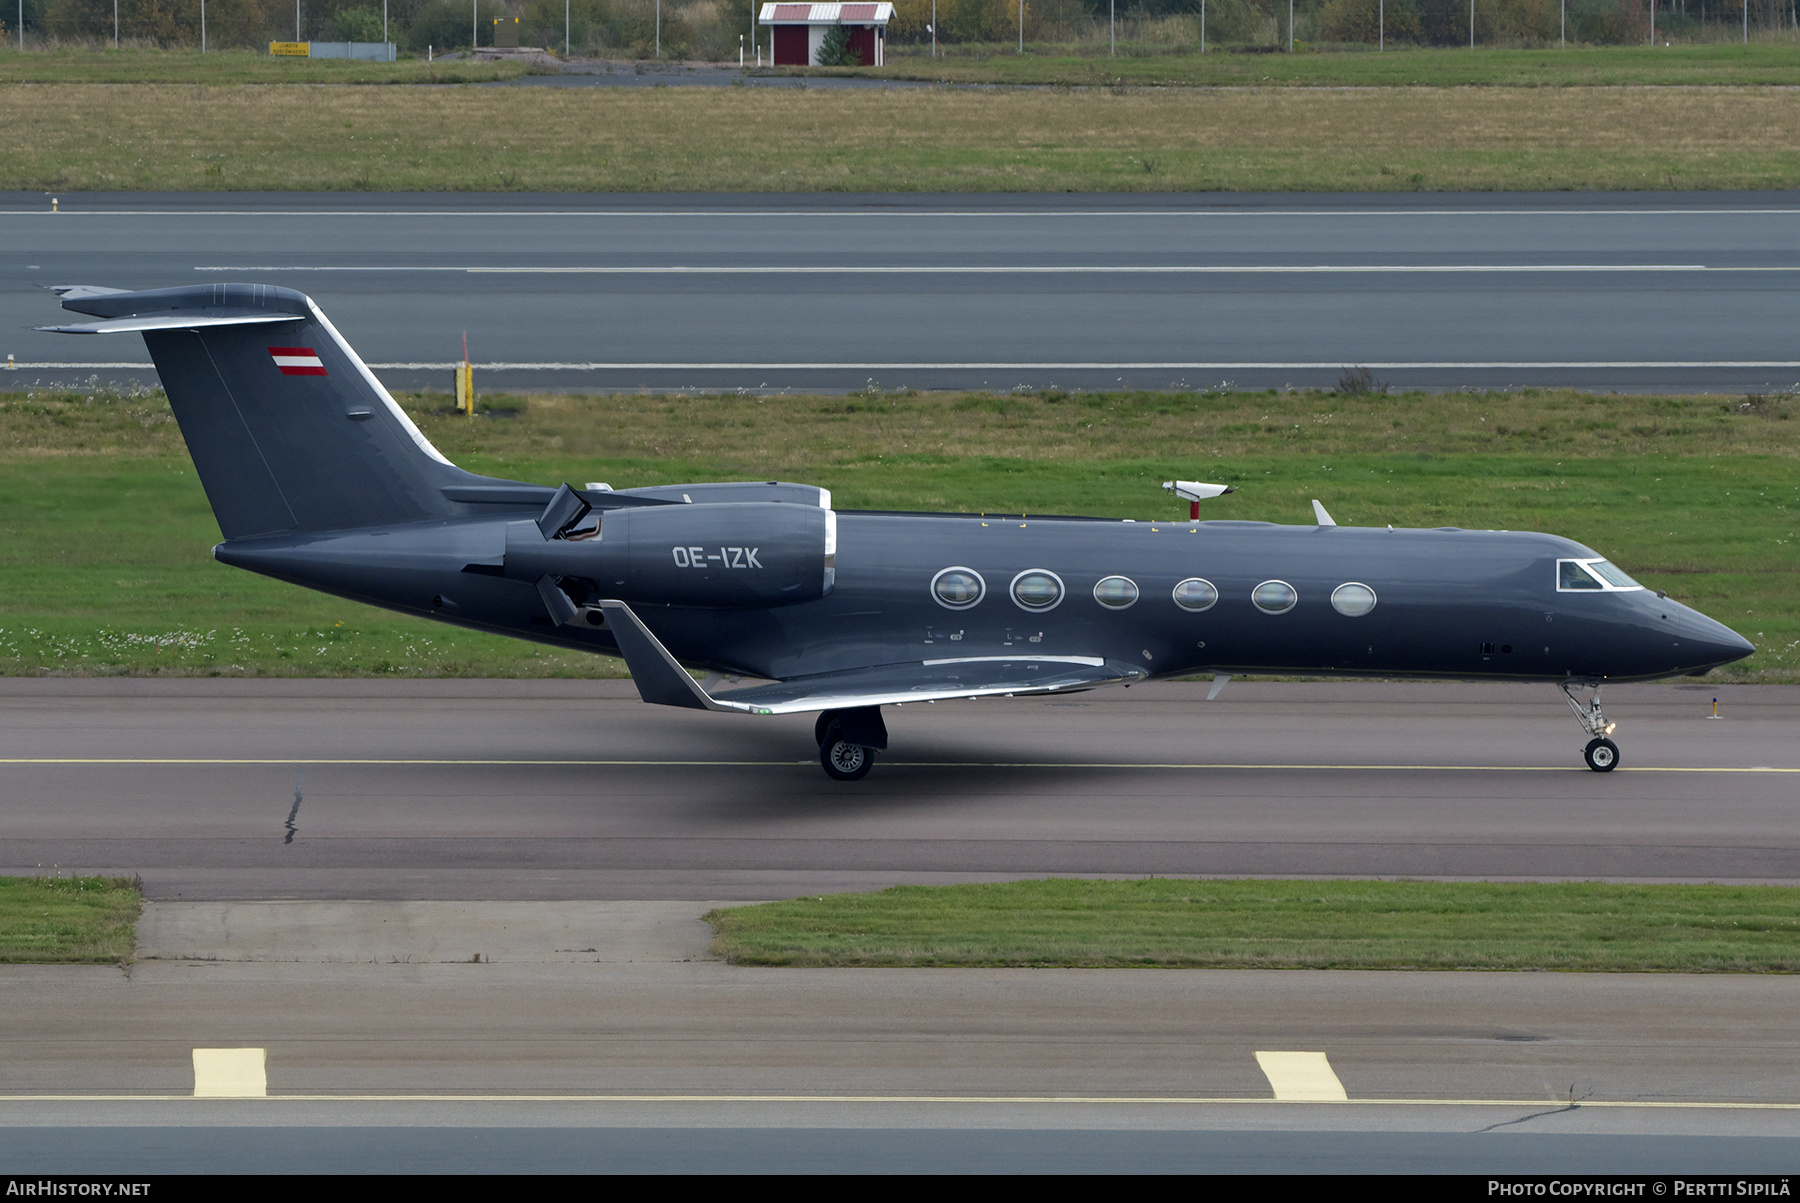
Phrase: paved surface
[
  {"left": 0, "top": 678, "right": 1794, "bottom": 899},
  {"left": 4, "top": 191, "right": 1799, "bottom": 394},
  {"left": 135, "top": 900, "right": 720, "bottom": 963},
  {"left": 3, "top": 952, "right": 1800, "bottom": 1170}
]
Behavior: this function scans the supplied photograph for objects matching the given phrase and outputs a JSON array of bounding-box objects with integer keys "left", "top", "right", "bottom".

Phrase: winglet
[
  {"left": 596, "top": 600, "right": 726, "bottom": 712},
  {"left": 1312, "top": 500, "right": 1337, "bottom": 527}
]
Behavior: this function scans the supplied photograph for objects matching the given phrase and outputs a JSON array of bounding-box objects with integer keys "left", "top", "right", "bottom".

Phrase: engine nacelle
[{"left": 505, "top": 501, "right": 836, "bottom": 610}]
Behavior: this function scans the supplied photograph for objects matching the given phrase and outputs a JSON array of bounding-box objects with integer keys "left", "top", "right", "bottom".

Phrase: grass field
[
  {"left": 4, "top": 41, "right": 1799, "bottom": 89},
  {"left": 0, "top": 383, "right": 1794, "bottom": 679},
  {"left": 0, "top": 876, "right": 142, "bottom": 964},
  {"left": 0, "top": 46, "right": 530, "bottom": 84},
  {"left": 865, "top": 40, "right": 1800, "bottom": 88},
  {"left": 705, "top": 878, "right": 1800, "bottom": 970},
  {"left": 3, "top": 83, "right": 1799, "bottom": 191}
]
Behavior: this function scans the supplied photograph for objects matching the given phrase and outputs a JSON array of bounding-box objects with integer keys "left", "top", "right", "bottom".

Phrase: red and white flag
[{"left": 269, "top": 347, "right": 327, "bottom": 377}]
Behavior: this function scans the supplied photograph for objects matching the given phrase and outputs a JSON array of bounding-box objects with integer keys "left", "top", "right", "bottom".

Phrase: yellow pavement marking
[
  {"left": 0, "top": 1093, "right": 1797, "bottom": 1110},
  {"left": 192, "top": 1048, "right": 267, "bottom": 1099},
  {"left": 1256, "top": 1052, "right": 1350, "bottom": 1102},
  {"left": 0, "top": 758, "right": 1795, "bottom": 773}
]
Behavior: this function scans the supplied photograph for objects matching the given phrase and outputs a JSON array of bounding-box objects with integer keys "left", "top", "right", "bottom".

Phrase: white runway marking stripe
[
  {"left": 19, "top": 360, "right": 1800, "bottom": 372},
  {"left": 1, "top": 758, "right": 1795, "bottom": 772},
  {"left": 9, "top": 207, "right": 1800, "bottom": 218},
  {"left": 192, "top": 1049, "right": 267, "bottom": 1099},
  {"left": 8, "top": 1092, "right": 1798, "bottom": 1109},
  {"left": 193, "top": 263, "right": 1796, "bottom": 275},
  {"left": 1256, "top": 1052, "right": 1350, "bottom": 1101}
]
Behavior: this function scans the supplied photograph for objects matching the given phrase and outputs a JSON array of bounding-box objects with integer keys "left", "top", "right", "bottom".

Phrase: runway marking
[
  {"left": 20, "top": 361, "right": 1800, "bottom": 373},
  {"left": 9, "top": 207, "right": 1800, "bottom": 218},
  {"left": 193, "top": 263, "right": 1797, "bottom": 275},
  {"left": 1, "top": 758, "right": 1796, "bottom": 772},
  {"left": 191, "top": 1049, "right": 266, "bottom": 1099},
  {"left": 1256, "top": 1052, "right": 1349, "bottom": 1102},
  {"left": 1, "top": 1093, "right": 1797, "bottom": 1111}
]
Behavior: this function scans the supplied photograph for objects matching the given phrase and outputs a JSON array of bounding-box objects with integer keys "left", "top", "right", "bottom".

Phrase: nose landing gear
[{"left": 1561, "top": 681, "right": 1620, "bottom": 772}]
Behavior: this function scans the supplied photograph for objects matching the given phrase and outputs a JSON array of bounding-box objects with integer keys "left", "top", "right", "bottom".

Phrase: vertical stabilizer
[{"left": 44, "top": 284, "right": 489, "bottom": 538}]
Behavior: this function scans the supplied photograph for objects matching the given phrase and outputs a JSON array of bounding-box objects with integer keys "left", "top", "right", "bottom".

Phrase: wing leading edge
[{"left": 597, "top": 600, "right": 1146, "bottom": 715}]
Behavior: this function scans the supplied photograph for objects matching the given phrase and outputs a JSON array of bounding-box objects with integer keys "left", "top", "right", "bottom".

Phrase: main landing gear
[
  {"left": 1561, "top": 681, "right": 1620, "bottom": 772},
  {"left": 815, "top": 707, "right": 888, "bottom": 782}
]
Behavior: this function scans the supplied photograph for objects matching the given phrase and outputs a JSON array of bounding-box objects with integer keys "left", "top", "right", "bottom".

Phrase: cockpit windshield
[
  {"left": 1557, "top": 558, "right": 1643, "bottom": 592},
  {"left": 1587, "top": 560, "right": 1641, "bottom": 589},
  {"left": 1559, "top": 561, "right": 1603, "bottom": 590}
]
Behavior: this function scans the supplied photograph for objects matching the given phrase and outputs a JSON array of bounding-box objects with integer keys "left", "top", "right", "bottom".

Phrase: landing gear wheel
[
  {"left": 814, "top": 711, "right": 838, "bottom": 747},
  {"left": 1584, "top": 737, "right": 1620, "bottom": 773},
  {"left": 821, "top": 737, "right": 873, "bottom": 781}
]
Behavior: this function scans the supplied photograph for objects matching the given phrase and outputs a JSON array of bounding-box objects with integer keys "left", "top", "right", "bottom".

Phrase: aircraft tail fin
[{"left": 43, "top": 284, "right": 490, "bottom": 539}]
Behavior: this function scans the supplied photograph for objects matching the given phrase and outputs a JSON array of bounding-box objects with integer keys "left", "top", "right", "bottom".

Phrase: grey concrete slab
[
  {"left": 2, "top": 961, "right": 1799, "bottom": 1105},
  {"left": 4, "top": 193, "right": 1799, "bottom": 394},
  {"left": 1, "top": 680, "right": 1793, "bottom": 899},
  {"left": 135, "top": 900, "right": 723, "bottom": 963}
]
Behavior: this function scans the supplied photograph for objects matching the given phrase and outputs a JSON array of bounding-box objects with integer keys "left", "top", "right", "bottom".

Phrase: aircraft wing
[{"left": 598, "top": 600, "right": 1146, "bottom": 714}]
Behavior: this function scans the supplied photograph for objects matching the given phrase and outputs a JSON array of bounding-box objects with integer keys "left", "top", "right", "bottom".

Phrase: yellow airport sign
[{"left": 269, "top": 41, "right": 310, "bottom": 56}]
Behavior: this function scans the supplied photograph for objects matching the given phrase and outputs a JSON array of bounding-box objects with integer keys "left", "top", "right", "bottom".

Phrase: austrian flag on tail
[{"left": 269, "top": 347, "right": 327, "bottom": 376}]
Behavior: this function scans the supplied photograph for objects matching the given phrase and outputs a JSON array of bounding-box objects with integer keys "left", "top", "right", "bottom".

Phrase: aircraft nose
[{"left": 1672, "top": 607, "right": 1754, "bottom": 671}]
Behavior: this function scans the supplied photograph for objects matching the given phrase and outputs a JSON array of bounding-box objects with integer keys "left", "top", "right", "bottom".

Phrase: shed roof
[{"left": 758, "top": 3, "right": 894, "bottom": 23}]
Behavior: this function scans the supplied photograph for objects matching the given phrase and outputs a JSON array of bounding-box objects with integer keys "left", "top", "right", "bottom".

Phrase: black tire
[
  {"left": 1584, "top": 736, "right": 1620, "bottom": 772},
  {"left": 821, "top": 737, "right": 873, "bottom": 781},
  {"left": 815, "top": 711, "right": 839, "bottom": 747}
]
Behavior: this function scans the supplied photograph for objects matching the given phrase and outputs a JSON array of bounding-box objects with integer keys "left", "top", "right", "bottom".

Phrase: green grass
[
  {"left": 706, "top": 878, "right": 1800, "bottom": 970},
  {"left": 858, "top": 40, "right": 1800, "bottom": 88},
  {"left": 0, "top": 876, "right": 143, "bottom": 964},
  {"left": 0, "top": 46, "right": 530, "bottom": 84},
  {"left": 1, "top": 385, "right": 1795, "bottom": 678},
  {"left": 4, "top": 82, "right": 1800, "bottom": 192}
]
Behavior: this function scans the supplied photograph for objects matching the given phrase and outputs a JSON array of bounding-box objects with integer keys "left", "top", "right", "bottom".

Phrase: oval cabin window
[
  {"left": 1093, "top": 576, "right": 1139, "bottom": 609},
  {"left": 1172, "top": 578, "right": 1219, "bottom": 612},
  {"left": 932, "top": 567, "right": 985, "bottom": 610},
  {"left": 1252, "top": 580, "right": 1298, "bottom": 614},
  {"left": 1011, "top": 570, "right": 1065, "bottom": 611},
  {"left": 1331, "top": 582, "right": 1377, "bottom": 617}
]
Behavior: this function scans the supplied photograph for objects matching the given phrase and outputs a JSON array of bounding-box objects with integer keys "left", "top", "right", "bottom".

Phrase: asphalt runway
[
  {"left": 4, "top": 191, "right": 1799, "bottom": 394},
  {"left": 5, "top": 676, "right": 1799, "bottom": 1172},
  {"left": 2, "top": 678, "right": 1795, "bottom": 899}
]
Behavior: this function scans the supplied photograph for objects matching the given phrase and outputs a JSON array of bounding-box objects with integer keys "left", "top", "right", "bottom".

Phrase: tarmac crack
[{"left": 284, "top": 768, "right": 303, "bottom": 845}]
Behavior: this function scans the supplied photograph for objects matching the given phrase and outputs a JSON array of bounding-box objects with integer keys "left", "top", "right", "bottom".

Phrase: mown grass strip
[
  {"left": 0, "top": 46, "right": 529, "bottom": 85},
  {"left": 0, "top": 876, "right": 143, "bottom": 964},
  {"left": 861, "top": 41, "right": 1800, "bottom": 88},
  {"left": 706, "top": 878, "right": 1800, "bottom": 971},
  {"left": 2, "top": 84, "right": 1798, "bottom": 192}
]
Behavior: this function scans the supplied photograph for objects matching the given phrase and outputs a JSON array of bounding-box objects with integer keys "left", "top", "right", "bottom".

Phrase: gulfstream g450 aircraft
[{"left": 43, "top": 284, "right": 1753, "bottom": 779}]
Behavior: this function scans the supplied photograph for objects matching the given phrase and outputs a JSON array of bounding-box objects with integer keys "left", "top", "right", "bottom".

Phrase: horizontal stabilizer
[
  {"left": 39, "top": 313, "right": 304, "bottom": 335},
  {"left": 47, "top": 285, "right": 129, "bottom": 300}
]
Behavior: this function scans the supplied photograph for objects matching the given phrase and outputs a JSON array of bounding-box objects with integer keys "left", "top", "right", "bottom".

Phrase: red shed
[{"left": 758, "top": 3, "right": 893, "bottom": 67}]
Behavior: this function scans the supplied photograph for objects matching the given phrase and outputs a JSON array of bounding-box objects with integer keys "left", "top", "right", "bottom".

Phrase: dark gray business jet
[{"left": 43, "top": 284, "right": 1752, "bottom": 779}]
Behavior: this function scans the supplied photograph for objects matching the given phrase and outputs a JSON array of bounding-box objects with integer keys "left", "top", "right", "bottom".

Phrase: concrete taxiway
[{"left": 4, "top": 191, "right": 1800, "bottom": 394}]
